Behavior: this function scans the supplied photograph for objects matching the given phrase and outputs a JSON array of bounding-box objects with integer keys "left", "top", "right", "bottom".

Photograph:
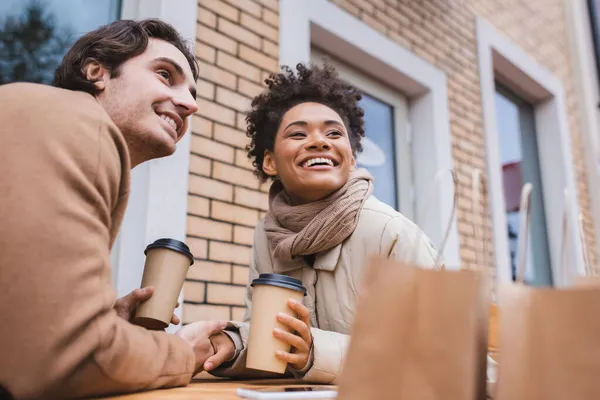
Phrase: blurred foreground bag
[
  {"left": 495, "top": 184, "right": 600, "bottom": 400},
  {"left": 337, "top": 171, "right": 490, "bottom": 400}
]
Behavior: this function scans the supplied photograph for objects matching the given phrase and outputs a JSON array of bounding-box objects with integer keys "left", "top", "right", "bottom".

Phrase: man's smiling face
[{"left": 93, "top": 38, "right": 198, "bottom": 164}]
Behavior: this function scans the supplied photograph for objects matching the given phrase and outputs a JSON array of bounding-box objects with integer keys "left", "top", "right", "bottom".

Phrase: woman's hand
[
  {"left": 114, "top": 287, "right": 180, "bottom": 325},
  {"left": 273, "top": 299, "right": 312, "bottom": 371}
]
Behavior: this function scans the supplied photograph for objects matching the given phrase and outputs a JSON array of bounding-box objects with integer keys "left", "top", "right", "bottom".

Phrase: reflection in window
[
  {"left": 0, "top": 0, "right": 120, "bottom": 85},
  {"left": 357, "top": 93, "right": 398, "bottom": 209},
  {"left": 495, "top": 85, "right": 553, "bottom": 286}
]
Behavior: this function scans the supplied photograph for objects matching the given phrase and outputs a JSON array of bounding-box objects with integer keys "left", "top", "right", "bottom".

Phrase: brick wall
[
  {"left": 183, "top": 0, "right": 276, "bottom": 323},
  {"left": 184, "top": 0, "right": 599, "bottom": 322}
]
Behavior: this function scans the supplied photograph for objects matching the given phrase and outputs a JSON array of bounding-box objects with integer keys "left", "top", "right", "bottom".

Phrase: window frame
[{"left": 311, "top": 48, "right": 413, "bottom": 218}]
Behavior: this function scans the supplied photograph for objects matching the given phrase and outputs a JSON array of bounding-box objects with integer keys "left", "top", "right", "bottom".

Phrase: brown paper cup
[
  {"left": 246, "top": 274, "right": 307, "bottom": 374},
  {"left": 133, "top": 238, "right": 194, "bottom": 330}
]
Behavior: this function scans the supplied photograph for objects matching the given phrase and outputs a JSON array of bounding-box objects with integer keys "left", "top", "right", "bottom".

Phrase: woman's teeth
[{"left": 303, "top": 157, "right": 334, "bottom": 168}]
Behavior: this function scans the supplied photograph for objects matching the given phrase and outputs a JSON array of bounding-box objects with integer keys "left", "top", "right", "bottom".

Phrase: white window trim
[
  {"left": 477, "top": 17, "right": 586, "bottom": 286},
  {"left": 311, "top": 48, "right": 413, "bottom": 218},
  {"left": 111, "top": 0, "right": 198, "bottom": 330},
  {"left": 280, "top": 0, "right": 460, "bottom": 269},
  {"left": 565, "top": 0, "right": 600, "bottom": 265}
]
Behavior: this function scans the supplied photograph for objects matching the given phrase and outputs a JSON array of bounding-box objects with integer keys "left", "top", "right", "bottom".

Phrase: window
[
  {"left": 495, "top": 84, "right": 553, "bottom": 286},
  {"left": 0, "top": 0, "right": 121, "bottom": 85},
  {"left": 311, "top": 48, "right": 413, "bottom": 217}
]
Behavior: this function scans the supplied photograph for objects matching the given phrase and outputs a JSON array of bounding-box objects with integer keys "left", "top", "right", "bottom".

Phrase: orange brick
[
  {"left": 188, "top": 194, "right": 210, "bottom": 216},
  {"left": 183, "top": 303, "right": 230, "bottom": 323},
  {"left": 350, "top": 0, "right": 373, "bottom": 14},
  {"left": 196, "top": 24, "right": 237, "bottom": 54},
  {"left": 196, "top": 98, "right": 236, "bottom": 125},
  {"left": 256, "top": 0, "right": 277, "bottom": 11},
  {"left": 209, "top": 241, "right": 252, "bottom": 264},
  {"left": 213, "top": 161, "right": 260, "bottom": 189},
  {"left": 233, "top": 265, "right": 250, "bottom": 285},
  {"left": 191, "top": 135, "right": 235, "bottom": 163},
  {"left": 195, "top": 41, "right": 216, "bottom": 63},
  {"left": 188, "top": 215, "right": 233, "bottom": 241},
  {"left": 187, "top": 237, "right": 208, "bottom": 259},
  {"left": 216, "top": 87, "right": 252, "bottom": 113},
  {"left": 198, "top": 7, "right": 217, "bottom": 28},
  {"left": 234, "top": 225, "right": 255, "bottom": 246},
  {"left": 361, "top": 13, "right": 386, "bottom": 33},
  {"left": 217, "top": 51, "right": 261, "bottom": 82},
  {"left": 237, "top": 112, "right": 248, "bottom": 130},
  {"left": 240, "top": 12, "right": 278, "bottom": 42},
  {"left": 196, "top": 78, "right": 215, "bottom": 100},
  {"left": 207, "top": 283, "right": 246, "bottom": 305},
  {"left": 188, "top": 154, "right": 211, "bottom": 176},
  {"left": 189, "top": 174, "right": 233, "bottom": 201},
  {"left": 212, "top": 201, "right": 260, "bottom": 226},
  {"left": 259, "top": 181, "right": 271, "bottom": 193},
  {"left": 187, "top": 260, "right": 232, "bottom": 283},
  {"left": 239, "top": 44, "right": 278, "bottom": 72},
  {"left": 199, "top": 0, "right": 239, "bottom": 21},
  {"left": 261, "top": 39, "right": 278, "bottom": 59},
  {"left": 191, "top": 114, "right": 213, "bottom": 138},
  {"left": 214, "top": 123, "right": 248, "bottom": 149},
  {"left": 232, "top": 306, "right": 247, "bottom": 321},
  {"left": 234, "top": 186, "right": 269, "bottom": 210},
  {"left": 198, "top": 61, "right": 237, "bottom": 89},
  {"left": 218, "top": 17, "right": 261, "bottom": 48},
  {"left": 183, "top": 281, "right": 206, "bottom": 303},
  {"left": 332, "top": 0, "right": 359, "bottom": 16},
  {"left": 238, "top": 77, "right": 265, "bottom": 99},
  {"left": 374, "top": 8, "right": 400, "bottom": 30},
  {"left": 225, "top": 0, "right": 261, "bottom": 17},
  {"left": 260, "top": 70, "right": 272, "bottom": 83},
  {"left": 235, "top": 148, "right": 254, "bottom": 170},
  {"left": 262, "top": 8, "right": 278, "bottom": 27}
]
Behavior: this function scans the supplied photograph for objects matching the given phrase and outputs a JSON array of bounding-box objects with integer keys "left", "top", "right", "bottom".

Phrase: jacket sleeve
[
  {"left": 380, "top": 215, "right": 440, "bottom": 267},
  {"left": 0, "top": 90, "right": 195, "bottom": 399}
]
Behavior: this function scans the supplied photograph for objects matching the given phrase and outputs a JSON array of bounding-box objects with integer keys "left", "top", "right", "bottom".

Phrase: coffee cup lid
[
  {"left": 251, "top": 273, "right": 307, "bottom": 295},
  {"left": 144, "top": 238, "right": 194, "bottom": 265}
]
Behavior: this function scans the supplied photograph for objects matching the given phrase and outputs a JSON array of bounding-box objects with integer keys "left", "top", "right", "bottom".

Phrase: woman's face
[{"left": 263, "top": 102, "right": 356, "bottom": 204}]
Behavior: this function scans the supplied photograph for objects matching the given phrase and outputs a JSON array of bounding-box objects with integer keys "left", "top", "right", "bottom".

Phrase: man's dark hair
[
  {"left": 52, "top": 18, "right": 198, "bottom": 94},
  {"left": 246, "top": 62, "right": 365, "bottom": 182}
]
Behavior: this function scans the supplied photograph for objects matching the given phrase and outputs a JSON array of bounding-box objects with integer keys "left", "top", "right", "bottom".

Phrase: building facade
[{"left": 1, "top": 0, "right": 599, "bottom": 326}]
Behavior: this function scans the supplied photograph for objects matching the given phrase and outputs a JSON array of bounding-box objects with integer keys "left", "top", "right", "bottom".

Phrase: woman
[{"left": 202, "top": 63, "right": 440, "bottom": 383}]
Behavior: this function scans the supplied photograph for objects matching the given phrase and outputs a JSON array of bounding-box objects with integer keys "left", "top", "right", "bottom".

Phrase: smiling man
[{"left": 0, "top": 19, "right": 227, "bottom": 399}]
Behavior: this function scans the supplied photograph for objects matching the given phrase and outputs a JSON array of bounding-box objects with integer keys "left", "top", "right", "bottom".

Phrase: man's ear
[
  {"left": 262, "top": 150, "right": 278, "bottom": 177},
  {"left": 82, "top": 59, "right": 108, "bottom": 91}
]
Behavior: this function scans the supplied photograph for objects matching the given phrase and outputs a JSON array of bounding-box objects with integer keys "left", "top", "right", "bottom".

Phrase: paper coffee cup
[
  {"left": 133, "top": 238, "right": 194, "bottom": 330},
  {"left": 246, "top": 273, "right": 307, "bottom": 374}
]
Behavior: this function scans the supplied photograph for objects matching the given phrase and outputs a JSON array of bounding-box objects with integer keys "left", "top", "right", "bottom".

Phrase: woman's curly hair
[{"left": 246, "top": 62, "right": 365, "bottom": 182}]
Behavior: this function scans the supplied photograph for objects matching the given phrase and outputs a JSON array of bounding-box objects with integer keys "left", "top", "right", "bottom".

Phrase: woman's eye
[
  {"left": 290, "top": 131, "right": 306, "bottom": 138},
  {"left": 158, "top": 70, "right": 171, "bottom": 83},
  {"left": 328, "top": 130, "right": 343, "bottom": 137}
]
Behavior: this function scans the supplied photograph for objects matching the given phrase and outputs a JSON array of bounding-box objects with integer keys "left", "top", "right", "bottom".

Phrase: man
[{"left": 0, "top": 19, "right": 228, "bottom": 399}]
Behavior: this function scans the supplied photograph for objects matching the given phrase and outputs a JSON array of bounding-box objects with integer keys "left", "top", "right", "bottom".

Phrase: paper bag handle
[
  {"left": 472, "top": 169, "right": 489, "bottom": 269},
  {"left": 514, "top": 183, "right": 533, "bottom": 283},
  {"left": 560, "top": 189, "right": 593, "bottom": 281},
  {"left": 409, "top": 169, "right": 458, "bottom": 269}
]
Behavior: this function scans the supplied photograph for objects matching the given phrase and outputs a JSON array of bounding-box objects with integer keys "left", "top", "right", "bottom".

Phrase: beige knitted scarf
[{"left": 264, "top": 168, "right": 374, "bottom": 262}]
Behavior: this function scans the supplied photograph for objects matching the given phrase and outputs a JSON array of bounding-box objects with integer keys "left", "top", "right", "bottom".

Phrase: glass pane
[
  {"left": 0, "top": 0, "right": 121, "bottom": 85},
  {"left": 356, "top": 92, "right": 398, "bottom": 209},
  {"left": 495, "top": 86, "right": 553, "bottom": 286}
]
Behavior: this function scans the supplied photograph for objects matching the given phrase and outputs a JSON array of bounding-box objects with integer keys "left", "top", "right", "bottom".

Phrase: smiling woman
[{"left": 201, "top": 63, "right": 442, "bottom": 384}]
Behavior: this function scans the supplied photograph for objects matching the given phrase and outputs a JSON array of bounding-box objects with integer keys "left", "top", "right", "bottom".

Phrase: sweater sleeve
[{"left": 0, "top": 85, "right": 194, "bottom": 399}]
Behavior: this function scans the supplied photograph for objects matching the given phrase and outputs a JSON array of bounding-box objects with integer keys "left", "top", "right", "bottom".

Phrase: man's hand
[
  {"left": 114, "top": 287, "right": 180, "bottom": 325},
  {"left": 175, "top": 320, "right": 228, "bottom": 374},
  {"left": 203, "top": 332, "right": 236, "bottom": 371},
  {"left": 274, "top": 299, "right": 312, "bottom": 371}
]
